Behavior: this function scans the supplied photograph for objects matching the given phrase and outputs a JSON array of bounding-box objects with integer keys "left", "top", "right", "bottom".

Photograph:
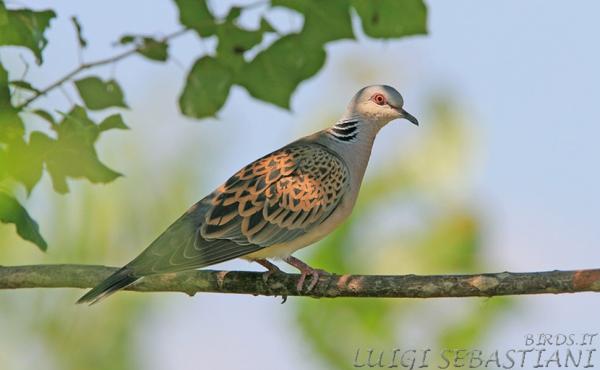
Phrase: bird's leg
[
  {"left": 283, "top": 256, "right": 329, "bottom": 292},
  {"left": 255, "top": 259, "right": 282, "bottom": 283}
]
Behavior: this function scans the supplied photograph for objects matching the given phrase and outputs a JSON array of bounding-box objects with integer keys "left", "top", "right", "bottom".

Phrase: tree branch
[
  {"left": 1, "top": 264, "right": 599, "bottom": 299},
  {"left": 15, "top": 29, "right": 190, "bottom": 110}
]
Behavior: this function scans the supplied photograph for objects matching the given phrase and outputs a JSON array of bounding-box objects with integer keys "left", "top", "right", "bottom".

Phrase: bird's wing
[
  {"left": 126, "top": 209, "right": 264, "bottom": 275},
  {"left": 200, "top": 142, "right": 350, "bottom": 247},
  {"left": 126, "top": 142, "right": 349, "bottom": 276}
]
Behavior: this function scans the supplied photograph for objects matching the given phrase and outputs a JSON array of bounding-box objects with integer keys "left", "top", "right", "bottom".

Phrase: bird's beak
[{"left": 401, "top": 109, "right": 419, "bottom": 126}]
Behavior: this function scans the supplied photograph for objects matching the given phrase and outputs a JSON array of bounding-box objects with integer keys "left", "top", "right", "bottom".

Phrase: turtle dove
[{"left": 77, "top": 85, "right": 418, "bottom": 304}]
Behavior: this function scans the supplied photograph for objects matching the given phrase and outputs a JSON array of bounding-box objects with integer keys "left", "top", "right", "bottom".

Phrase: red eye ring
[{"left": 372, "top": 93, "right": 386, "bottom": 106}]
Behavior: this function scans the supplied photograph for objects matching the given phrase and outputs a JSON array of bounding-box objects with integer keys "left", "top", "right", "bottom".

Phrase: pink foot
[
  {"left": 284, "top": 256, "right": 330, "bottom": 292},
  {"left": 255, "top": 259, "right": 282, "bottom": 283}
]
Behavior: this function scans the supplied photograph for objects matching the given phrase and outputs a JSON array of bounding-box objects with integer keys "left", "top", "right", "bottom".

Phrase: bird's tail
[{"left": 76, "top": 267, "right": 138, "bottom": 305}]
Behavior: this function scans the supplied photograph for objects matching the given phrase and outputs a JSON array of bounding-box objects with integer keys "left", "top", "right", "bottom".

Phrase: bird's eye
[{"left": 372, "top": 93, "right": 386, "bottom": 106}]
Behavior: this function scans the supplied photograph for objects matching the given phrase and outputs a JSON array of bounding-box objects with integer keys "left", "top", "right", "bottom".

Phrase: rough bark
[{"left": 1, "top": 264, "right": 599, "bottom": 299}]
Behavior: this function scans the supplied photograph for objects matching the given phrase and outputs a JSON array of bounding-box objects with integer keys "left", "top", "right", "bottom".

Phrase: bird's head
[{"left": 347, "top": 85, "right": 418, "bottom": 128}]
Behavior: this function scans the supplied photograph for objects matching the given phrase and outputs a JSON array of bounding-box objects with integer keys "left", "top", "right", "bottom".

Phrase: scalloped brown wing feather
[{"left": 200, "top": 143, "right": 350, "bottom": 248}]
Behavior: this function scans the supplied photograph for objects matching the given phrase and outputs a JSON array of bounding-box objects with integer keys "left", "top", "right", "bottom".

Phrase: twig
[
  {"left": 15, "top": 29, "right": 190, "bottom": 110},
  {"left": 1, "top": 264, "right": 599, "bottom": 299}
]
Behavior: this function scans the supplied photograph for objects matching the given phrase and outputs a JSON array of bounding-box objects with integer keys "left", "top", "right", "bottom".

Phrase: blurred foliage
[
  {"left": 295, "top": 99, "right": 511, "bottom": 369},
  {"left": 0, "top": 185, "right": 147, "bottom": 370},
  {"left": 0, "top": 129, "right": 202, "bottom": 370},
  {"left": 351, "top": 0, "right": 427, "bottom": 38},
  {"left": 118, "top": 35, "right": 169, "bottom": 62},
  {"left": 0, "top": 191, "right": 45, "bottom": 249},
  {"left": 0, "top": 0, "right": 427, "bottom": 249},
  {"left": 74, "top": 77, "right": 128, "bottom": 110},
  {"left": 0, "top": 4, "right": 55, "bottom": 64}
]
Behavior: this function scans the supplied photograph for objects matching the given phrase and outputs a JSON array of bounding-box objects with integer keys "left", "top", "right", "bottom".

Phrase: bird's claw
[
  {"left": 261, "top": 268, "right": 279, "bottom": 284},
  {"left": 283, "top": 256, "right": 330, "bottom": 293},
  {"left": 296, "top": 267, "right": 330, "bottom": 292},
  {"left": 256, "top": 259, "right": 282, "bottom": 284}
]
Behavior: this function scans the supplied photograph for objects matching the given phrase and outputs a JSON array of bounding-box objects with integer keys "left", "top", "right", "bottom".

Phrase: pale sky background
[{"left": 3, "top": 1, "right": 600, "bottom": 369}]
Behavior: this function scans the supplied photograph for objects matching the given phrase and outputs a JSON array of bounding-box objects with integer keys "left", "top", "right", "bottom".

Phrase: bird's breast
[{"left": 242, "top": 191, "right": 358, "bottom": 260}]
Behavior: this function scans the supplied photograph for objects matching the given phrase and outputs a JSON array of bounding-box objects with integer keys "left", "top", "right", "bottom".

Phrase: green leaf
[
  {"left": 119, "top": 35, "right": 135, "bottom": 44},
  {"left": 0, "top": 192, "right": 47, "bottom": 250},
  {"left": 173, "top": 0, "right": 216, "bottom": 37},
  {"left": 1, "top": 105, "right": 124, "bottom": 248},
  {"left": 4, "top": 135, "right": 44, "bottom": 193},
  {"left": 9, "top": 79, "right": 40, "bottom": 93},
  {"left": 237, "top": 33, "right": 326, "bottom": 109},
  {"left": 53, "top": 106, "right": 100, "bottom": 146},
  {"left": 0, "top": 62, "right": 12, "bottom": 109},
  {"left": 273, "top": 0, "right": 353, "bottom": 43},
  {"left": 43, "top": 106, "right": 122, "bottom": 193},
  {"left": 119, "top": 35, "right": 169, "bottom": 62},
  {"left": 0, "top": 64, "right": 25, "bottom": 143},
  {"left": 0, "top": 3, "right": 56, "bottom": 64},
  {"left": 70, "top": 16, "right": 87, "bottom": 48},
  {"left": 74, "top": 77, "right": 128, "bottom": 110},
  {"left": 216, "top": 22, "right": 264, "bottom": 72},
  {"left": 99, "top": 113, "right": 129, "bottom": 131},
  {"left": 0, "top": 146, "right": 6, "bottom": 181},
  {"left": 32, "top": 109, "right": 56, "bottom": 125},
  {"left": 137, "top": 37, "right": 168, "bottom": 62},
  {"left": 351, "top": 0, "right": 428, "bottom": 38},
  {"left": 179, "top": 56, "right": 233, "bottom": 119},
  {"left": 0, "top": 110, "right": 24, "bottom": 144},
  {"left": 225, "top": 6, "right": 241, "bottom": 22}
]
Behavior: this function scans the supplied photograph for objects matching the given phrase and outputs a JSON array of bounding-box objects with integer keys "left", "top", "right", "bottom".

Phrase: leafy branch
[
  {"left": 15, "top": 29, "right": 189, "bottom": 110},
  {"left": 1, "top": 264, "right": 598, "bottom": 299},
  {"left": 0, "top": 0, "right": 428, "bottom": 250}
]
